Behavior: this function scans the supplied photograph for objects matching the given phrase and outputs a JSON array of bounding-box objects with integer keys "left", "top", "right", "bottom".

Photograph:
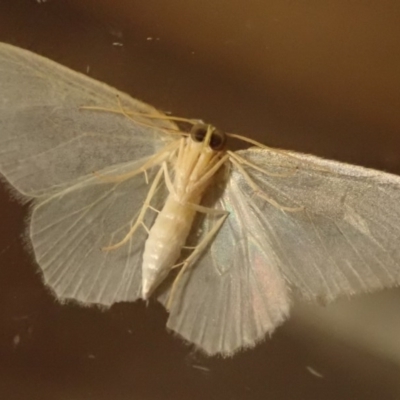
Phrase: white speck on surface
[
  {"left": 13, "top": 334, "right": 20, "bottom": 347},
  {"left": 306, "top": 366, "right": 324, "bottom": 378},
  {"left": 192, "top": 364, "right": 211, "bottom": 373}
]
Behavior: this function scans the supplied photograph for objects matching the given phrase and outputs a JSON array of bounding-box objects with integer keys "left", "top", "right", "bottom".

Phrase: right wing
[
  {"left": 230, "top": 147, "right": 400, "bottom": 303},
  {"left": 162, "top": 145, "right": 400, "bottom": 356},
  {"left": 0, "top": 42, "right": 177, "bottom": 198}
]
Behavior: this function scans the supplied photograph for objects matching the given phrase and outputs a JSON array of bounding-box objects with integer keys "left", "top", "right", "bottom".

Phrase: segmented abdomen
[{"left": 141, "top": 196, "right": 196, "bottom": 299}]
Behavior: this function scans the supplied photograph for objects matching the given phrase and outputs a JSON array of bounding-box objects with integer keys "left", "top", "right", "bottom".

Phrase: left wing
[
  {"left": 30, "top": 158, "right": 167, "bottom": 306},
  {"left": 0, "top": 42, "right": 176, "bottom": 197}
]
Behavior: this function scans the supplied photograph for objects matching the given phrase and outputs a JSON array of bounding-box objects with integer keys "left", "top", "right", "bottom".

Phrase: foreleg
[{"left": 102, "top": 166, "right": 164, "bottom": 251}]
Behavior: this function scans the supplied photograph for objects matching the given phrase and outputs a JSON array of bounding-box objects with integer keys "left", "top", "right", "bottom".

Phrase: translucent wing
[
  {"left": 30, "top": 159, "right": 167, "bottom": 306},
  {"left": 160, "top": 168, "right": 291, "bottom": 356},
  {"left": 163, "top": 148, "right": 400, "bottom": 356},
  {"left": 0, "top": 43, "right": 176, "bottom": 197},
  {"left": 231, "top": 148, "right": 400, "bottom": 301}
]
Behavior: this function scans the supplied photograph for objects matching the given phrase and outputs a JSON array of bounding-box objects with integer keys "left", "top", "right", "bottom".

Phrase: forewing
[
  {"left": 0, "top": 43, "right": 177, "bottom": 197},
  {"left": 230, "top": 147, "right": 400, "bottom": 302},
  {"left": 160, "top": 168, "right": 291, "bottom": 356},
  {"left": 30, "top": 158, "right": 167, "bottom": 306}
]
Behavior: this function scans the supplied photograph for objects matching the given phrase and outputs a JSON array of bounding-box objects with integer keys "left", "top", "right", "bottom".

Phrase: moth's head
[
  {"left": 189, "top": 123, "right": 226, "bottom": 152},
  {"left": 175, "top": 123, "right": 226, "bottom": 198}
]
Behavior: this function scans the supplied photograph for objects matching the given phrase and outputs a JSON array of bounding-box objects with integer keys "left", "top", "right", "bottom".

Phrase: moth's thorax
[{"left": 173, "top": 136, "right": 223, "bottom": 203}]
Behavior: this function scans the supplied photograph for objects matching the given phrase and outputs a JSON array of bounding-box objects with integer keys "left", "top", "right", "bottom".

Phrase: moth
[{"left": 1, "top": 42, "right": 400, "bottom": 356}]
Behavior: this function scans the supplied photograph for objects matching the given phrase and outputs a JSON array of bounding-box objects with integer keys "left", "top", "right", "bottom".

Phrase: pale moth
[{"left": 1, "top": 42, "right": 400, "bottom": 357}]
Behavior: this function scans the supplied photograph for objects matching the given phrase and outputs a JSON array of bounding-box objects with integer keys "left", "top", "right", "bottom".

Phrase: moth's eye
[
  {"left": 190, "top": 124, "right": 226, "bottom": 150},
  {"left": 191, "top": 124, "right": 208, "bottom": 143},
  {"left": 209, "top": 129, "right": 226, "bottom": 151}
]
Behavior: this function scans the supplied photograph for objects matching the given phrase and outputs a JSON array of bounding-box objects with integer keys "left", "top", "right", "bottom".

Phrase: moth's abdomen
[{"left": 141, "top": 196, "right": 196, "bottom": 299}]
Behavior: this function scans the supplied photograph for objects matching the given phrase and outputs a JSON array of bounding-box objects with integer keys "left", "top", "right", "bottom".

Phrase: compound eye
[
  {"left": 190, "top": 123, "right": 208, "bottom": 143},
  {"left": 190, "top": 124, "right": 226, "bottom": 150},
  {"left": 209, "top": 129, "right": 226, "bottom": 150}
]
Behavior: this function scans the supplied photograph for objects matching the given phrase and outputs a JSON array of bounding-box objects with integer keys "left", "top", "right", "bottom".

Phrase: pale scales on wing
[{"left": 1, "top": 42, "right": 400, "bottom": 356}]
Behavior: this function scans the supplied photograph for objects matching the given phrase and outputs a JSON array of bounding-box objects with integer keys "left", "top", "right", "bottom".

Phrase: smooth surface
[{"left": 0, "top": 0, "right": 400, "bottom": 399}]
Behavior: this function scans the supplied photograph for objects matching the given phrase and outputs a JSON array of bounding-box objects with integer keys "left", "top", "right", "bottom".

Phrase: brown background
[{"left": 0, "top": 0, "right": 400, "bottom": 399}]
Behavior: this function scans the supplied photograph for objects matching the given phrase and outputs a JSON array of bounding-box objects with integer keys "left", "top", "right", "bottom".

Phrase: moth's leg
[
  {"left": 148, "top": 205, "right": 160, "bottom": 213},
  {"left": 184, "top": 202, "right": 227, "bottom": 215},
  {"left": 166, "top": 212, "right": 229, "bottom": 310},
  {"left": 181, "top": 203, "right": 229, "bottom": 274},
  {"left": 103, "top": 152, "right": 183, "bottom": 252},
  {"left": 94, "top": 140, "right": 180, "bottom": 184},
  {"left": 230, "top": 157, "right": 303, "bottom": 213},
  {"left": 228, "top": 150, "right": 296, "bottom": 178},
  {"left": 190, "top": 154, "right": 230, "bottom": 193},
  {"left": 140, "top": 222, "right": 151, "bottom": 235},
  {"left": 161, "top": 145, "right": 229, "bottom": 203},
  {"left": 162, "top": 161, "right": 178, "bottom": 198},
  {"left": 102, "top": 166, "right": 164, "bottom": 251},
  {"left": 162, "top": 162, "right": 228, "bottom": 216}
]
